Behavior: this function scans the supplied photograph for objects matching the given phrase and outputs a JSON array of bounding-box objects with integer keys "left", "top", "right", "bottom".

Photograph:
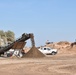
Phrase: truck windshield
[{"left": 47, "top": 48, "right": 50, "bottom": 50}]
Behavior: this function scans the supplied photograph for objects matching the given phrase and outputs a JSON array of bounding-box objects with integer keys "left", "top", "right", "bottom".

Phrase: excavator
[{"left": 0, "top": 33, "right": 35, "bottom": 56}]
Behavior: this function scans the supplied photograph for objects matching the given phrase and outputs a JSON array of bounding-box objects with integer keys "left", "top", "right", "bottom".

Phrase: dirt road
[{"left": 0, "top": 54, "right": 76, "bottom": 75}]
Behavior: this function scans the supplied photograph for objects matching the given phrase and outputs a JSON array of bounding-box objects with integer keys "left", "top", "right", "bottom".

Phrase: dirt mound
[
  {"left": 22, "top": 46, "right": 45, "bottom": 58},
  {"left": 57, "top": 41, "right": 70, "bottom": 45},
  {"left": 68, "top": 45, "right": 76, "bottom": 51}
]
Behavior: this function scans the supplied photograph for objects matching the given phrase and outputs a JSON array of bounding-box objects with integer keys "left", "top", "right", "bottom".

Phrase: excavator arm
[{"left": 0, "top": 33, "right": 35, "bottom": 54}]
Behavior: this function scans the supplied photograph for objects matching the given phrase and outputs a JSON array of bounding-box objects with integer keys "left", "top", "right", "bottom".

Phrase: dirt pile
[
  {"left": 57, "top": 41, "right": 70, "bottom": 45},
  {"left": 58, "top": 44, "right": 76, "bottom": 54},
  {"left": 68, "top": 45, "right": 76, "bottom": 51},
  {"left": 55, "top": 41, "right": 70, "bottom": 50},
  {"left": 22, "top": 46, "right": 45, "bottom": 58},
  {"left": 45, "top": 41, "right": 71, "bottom": 49}
]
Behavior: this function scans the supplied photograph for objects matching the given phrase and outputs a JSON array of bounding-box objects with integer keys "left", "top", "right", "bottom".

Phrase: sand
[
  {"left": 22, "top": 46, "right": 45, "bottom": 58},
  {"left": 0, "top": 53, "right": 76, "bottom": 75},
  {"left": 0, "top": 42, "right": 76, "bottom": 75}
]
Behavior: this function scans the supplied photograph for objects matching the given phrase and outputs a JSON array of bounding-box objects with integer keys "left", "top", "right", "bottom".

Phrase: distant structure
[{"left": 45, "top": 40, "right": 53, "bottom": 45}]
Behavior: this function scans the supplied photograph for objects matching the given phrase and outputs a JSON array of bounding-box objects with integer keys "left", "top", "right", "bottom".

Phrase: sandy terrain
[
  {"left": 0, "top": 41, "right": 76, "bottom": 75},
  {"left": 0, "top": 53, "right": 76, "bottom": 75}
]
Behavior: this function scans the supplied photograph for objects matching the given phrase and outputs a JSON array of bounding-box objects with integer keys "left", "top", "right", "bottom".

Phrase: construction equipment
[{"left": 0, "top": 33, "right": 35, "bottom": 55}]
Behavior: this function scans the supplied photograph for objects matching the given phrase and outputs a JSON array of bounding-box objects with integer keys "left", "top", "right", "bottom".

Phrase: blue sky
[{"left": 0, "top": 0, "right": 76, "bottom": 46}]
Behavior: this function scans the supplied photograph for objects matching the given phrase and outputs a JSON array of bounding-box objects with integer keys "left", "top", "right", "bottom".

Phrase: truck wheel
[{"left": 51, "top": 51, "right": 56, "bottom": 55}]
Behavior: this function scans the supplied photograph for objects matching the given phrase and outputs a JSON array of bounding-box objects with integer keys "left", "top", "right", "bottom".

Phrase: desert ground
[
  {"left": 0, "top": 41, "right": 76, "bottom": 75},
  {"left": 0, "top": 53, "right": 76, "bottom": 75}
]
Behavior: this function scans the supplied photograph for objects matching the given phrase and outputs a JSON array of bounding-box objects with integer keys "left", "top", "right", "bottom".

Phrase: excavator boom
[{"left": 0, "top": 33, "right": 35, "bottom": 54}]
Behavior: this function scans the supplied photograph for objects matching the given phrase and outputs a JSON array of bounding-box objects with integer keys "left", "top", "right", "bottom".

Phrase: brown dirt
[
  {"left": 67, "top": 45, "right": 76, "bottom": 52},
  {"left": 0, "top": 54, "right": 76, "bottom": 75},
  {"left": 57, "top": 41, "right": 70, "bottom": 45},
  {"left": 0, "top": 41, "right": 76, "bottom": 75},
  {"left": 46, "top": 41, "right": 71, "bottom": 50},
  {"left": 22, "top": 46, "right": 45, "bottom": 58}
]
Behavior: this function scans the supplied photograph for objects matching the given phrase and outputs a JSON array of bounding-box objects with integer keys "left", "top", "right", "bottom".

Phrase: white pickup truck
[{"left": 39, "top": 47, "right": 57, "bottom": 55}]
